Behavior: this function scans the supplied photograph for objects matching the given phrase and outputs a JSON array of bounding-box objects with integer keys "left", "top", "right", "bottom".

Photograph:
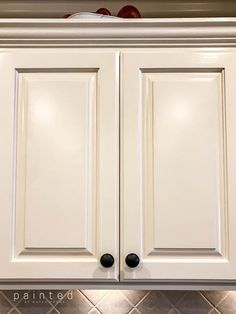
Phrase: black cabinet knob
[
  {"left": 100, "top": 254, "right": 114, "bottom": 268},
  {"left": 125, "top": 253, "right": 140, "bottom": 268}
]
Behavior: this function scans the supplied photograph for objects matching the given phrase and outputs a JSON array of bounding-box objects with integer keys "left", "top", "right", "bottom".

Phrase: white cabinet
[
  {"left": 1, "top": 19, "right": 236, "bottom": 287},
  {"left": 121, "top": 49, "right": 236, "bottom": 281},
  {"left": 0, "top": 50, "right": 119, "bottom": 281}
]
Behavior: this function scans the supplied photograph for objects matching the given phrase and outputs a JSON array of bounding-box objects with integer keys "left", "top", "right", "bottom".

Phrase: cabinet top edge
[
  {"left": 1, "top": 17, "right": 236, "bottom": 24},
  {"left": 2, "top": 17, "right": 236, "bottom": 47}
]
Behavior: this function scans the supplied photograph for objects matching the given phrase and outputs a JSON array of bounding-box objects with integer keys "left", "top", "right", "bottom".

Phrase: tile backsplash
[{"left": 0, "top": 290, "right": 235, "bottom": 314}]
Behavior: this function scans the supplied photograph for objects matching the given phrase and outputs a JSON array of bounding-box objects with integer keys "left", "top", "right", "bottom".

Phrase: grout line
[
  {"left": 167, "top": 308, "right": 181, "bottom": 314},
  {"left": 7, "top": 307, "right": 22, "bottom": 314},
  {"left": 2, "top": 291, "right": 22, "bottom": 307},
  {"left": 131, "top": 291, "right": 151, "bottom": 310},
  {"left": 46, "top": 290, "right": 78, "bottom": 314},
  {"left": 127, "top": 306, "right": 142, "bottom": 314},
  {"left": 200, "top": 290, "right": 229, "bottom": 308},
  {"left": 51, "top": 290, "right": 74, "bottom": 308},
  {"left": 1, "top": 290, "right": 232, "bottom": 314},
  {"left": 93, "top": 290, "right": 112, "bottom": 308},
  {"left": 172, "top": 291, "right": 188, "bottom": 307},
  {"left": 77, "top": 290, "right": 107, "bottom": 308},
  {"left": 79, "top": 291, "right": 106, "bottom": 311},
  {"left": 77, "top": 290, "right": 96, "bottom": 308},
  {"left": 158, "top": 291, "right": 174, "bottom": 307},
  {"left": 120, "top": 291, "right": 138, "bottom": 307},
  {"left": 39, "top": 293, "right": 60, "bottom": 312},
  {"left": 209, "top": 308, "right": 222, "bottom": 314},
  {"left": 38, "top": 290, "right": 68, "bottom": 314},
  {"left": 159, "top": 291, "right": 182, "bottom": 314},
  {"left": 88, "top": 307, "right": 102, "bottom": 314},
  {"left": 80, "top": 290, "right": 111, "bottom": 313},
  {"left": 3, "top": 291, "right": 27, "bottom": 314},
  {"left": 199, "top": 291, "right": 222, "bottom": 314},
  {"left": 213, "top": 291, "right": 230, "bottom": 308},
  {"left": 47, "top": 306, "right": 61, "bottom": 314}
]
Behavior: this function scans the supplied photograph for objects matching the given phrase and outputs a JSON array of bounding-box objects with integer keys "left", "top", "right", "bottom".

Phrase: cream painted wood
[
  {"left": 121, "top": 48, "right": 236, "bottom": 281},
  {"left": 1, "top": 20, "right": 236, "bottom": 288},
  {"left": 3, "top": 19, "right": 236, "bottom": 48},
  {"left": 0, "top": 49, "right": 119, "bottom": 280},
  {"left": 145, "top": 71, "right": 224, "bottom": 252},
  {"left": 16, "top": 71, "right": 97, "bottom": 253}
]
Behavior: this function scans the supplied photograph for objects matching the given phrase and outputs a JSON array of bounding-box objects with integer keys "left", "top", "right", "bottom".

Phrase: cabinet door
[
  {"left": 0, "top": 50, "right": 119, "bottom": 281},
  {"left": 121, "top": 49, "right": 236, "bottom": 281}
]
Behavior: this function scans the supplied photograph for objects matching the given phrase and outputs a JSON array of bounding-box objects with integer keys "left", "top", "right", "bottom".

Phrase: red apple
[
  {"left": 96, "top": 8, "right": 111, "bottom": 15},
  {"left": 117, "top": 5, "right": 141, "bottom": 18}
]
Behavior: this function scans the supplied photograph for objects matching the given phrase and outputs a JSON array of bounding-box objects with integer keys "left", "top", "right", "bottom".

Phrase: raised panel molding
[
  {"left": 0, "top": 50, "right": 119, "bottom": 281},
  {"left": 121, "top": 49, "right": 236, "bottom": 281},
  {"left": 142, "top": 69, "right": 228, "bottom": 260},
  {"left": 14, "top": 69, "right": 98, "bottom": 260}
]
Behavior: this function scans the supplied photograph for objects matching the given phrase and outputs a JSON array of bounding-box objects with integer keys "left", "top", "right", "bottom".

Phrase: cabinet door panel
[
  {"left": 0, "top": 50, "right": 119, "bottom": 281},
  {"left": 121, "top": 49, "right": 236, "bottom": 281}
]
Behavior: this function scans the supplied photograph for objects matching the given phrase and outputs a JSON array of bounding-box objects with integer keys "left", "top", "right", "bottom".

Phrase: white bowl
[{"left": 69, "top": 12, "right": 120, "bottom": 19}]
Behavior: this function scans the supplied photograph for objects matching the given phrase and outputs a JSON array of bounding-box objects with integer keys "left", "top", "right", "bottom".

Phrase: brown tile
[
  {"left": 176, "top": 291, "right": 213, "bottom": 314},
  {"left": 201, "top": 291, "right": 229, "bottom": 306},
  {"left": 168, "top": 309, "right": 180, "bottom": 314},
  {"left": 51, "top": 290, "right": 75, "bottom": 307},
  {"left": 55, "top": 290, "right": 93, "bottom": 314},
  {"left": 16, "top": 297, "right": 53, "bottom": 314},
  {"left": 137, "top": 291, "right": 173, "bottom": 314},
  {"left": 2, "top": 290, "right": 31, "bottom": 305},
  {"left": 47, "top": 309, "right": 61, "bottom": 314},
  {"left": 96, "top": 291, "right": 132, "bottom": 314},
  {"left": 80, "top": 290, "right": 109, "bottom": 305},
  {"left": 40, "top": 290, "right": 69, "bottom": 306},
  {"left": 0, "top": 292, "right": 16, "bottom": 314},
  {"left": 121, "top": 291, "right": 148, "bottom": 306},
  {"left": 217, "top": 291, "right": 236, "bottom": 314},
  {"left": 208, "top": 309, "right": 221, "bottom": 314},
  {"left": 128, "top": 309, "right": 140, "bottom": 314},
  {"left": 3, "top": 290, "right": 68, "bottom": 307},
  {"left": 161, "top": 291, "right": 187, "bottom": 306},
  {"left": 7, "top": 310, "right": 21, "bottom": 314},
  {"left": 88, "top": 309, "right": 101, "bottom": 314}
]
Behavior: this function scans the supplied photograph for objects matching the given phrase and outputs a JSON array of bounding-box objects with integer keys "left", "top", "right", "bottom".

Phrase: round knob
[
  {"left": 100, "top": 254, "right": 114, "bottom": 268},
  {"left": 125, "top": 253, "right": 140, "bottom": 268}
]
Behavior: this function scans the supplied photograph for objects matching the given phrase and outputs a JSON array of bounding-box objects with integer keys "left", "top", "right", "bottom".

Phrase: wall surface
[
  {"left": 1, "top": 0, "right": 236, "bottom": 17},
  {"left": 0, "top": 290, "right": 235, "bottom": 313}
]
